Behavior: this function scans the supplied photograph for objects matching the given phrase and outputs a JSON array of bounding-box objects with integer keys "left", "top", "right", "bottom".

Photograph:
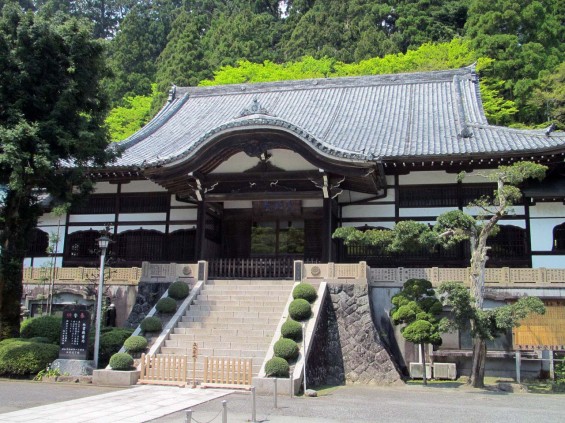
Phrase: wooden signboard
[{"left": 513, "top": 300, "right": 565, "bottom": 351}]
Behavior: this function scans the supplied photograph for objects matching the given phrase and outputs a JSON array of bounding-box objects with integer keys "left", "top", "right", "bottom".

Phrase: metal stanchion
[
  {"left": 222, "top": 400, "right": 227, "bottom": 423},
  {"left": 273, "top": 377, "right": 278, "bottom": 408},
  {"left": 515, "top": 351, "right": 521, "bottom": 384},
  {"left": 251, "top": 386, "right": 257, "bottom": 423},
  {"left": 290, "top": 377, "right": 294, "bottom": 398},
  {"left": 185, "top": 410, "right": 192, "bottom": 423}
]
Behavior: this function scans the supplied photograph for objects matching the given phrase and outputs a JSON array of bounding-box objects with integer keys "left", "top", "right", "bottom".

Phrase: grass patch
[{"left": 313, "top": 385, "right": 341, "bottom": 396}]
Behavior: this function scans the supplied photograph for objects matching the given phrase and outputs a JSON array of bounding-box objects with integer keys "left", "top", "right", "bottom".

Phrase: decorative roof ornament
[
  {"left": 238, "top": 97, "right": 273, "bottom": 117},
  {"left": 167, "top": 84, "right": 177, "bottom": 102}
]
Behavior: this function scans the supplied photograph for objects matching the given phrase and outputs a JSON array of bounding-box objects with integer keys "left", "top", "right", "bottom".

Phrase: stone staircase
[{"left": 159, "top": 279, "right": 294, "bottom": 382}]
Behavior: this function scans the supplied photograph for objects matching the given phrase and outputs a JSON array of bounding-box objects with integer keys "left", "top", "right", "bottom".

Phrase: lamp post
[{"left": 93, "top": 235, "right": 110, "bottom": 369}]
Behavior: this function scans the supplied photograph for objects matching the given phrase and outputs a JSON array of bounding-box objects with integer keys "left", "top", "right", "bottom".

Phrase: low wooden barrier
[
  {"left": 138, "top": 353, "right": 188, "bottom": 387},
  {"left": 202, "top": 357, "right": 253, "bottom": 388}
]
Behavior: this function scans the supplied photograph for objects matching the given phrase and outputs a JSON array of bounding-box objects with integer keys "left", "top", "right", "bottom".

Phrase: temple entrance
[{"left": 206, "top": 200, "right": 323, "bottom": 278}]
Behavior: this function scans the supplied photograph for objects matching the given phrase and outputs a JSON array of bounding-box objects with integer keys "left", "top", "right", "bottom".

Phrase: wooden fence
[
  {"left": 202, "top": 357, "right": 253, "bottom": 388},
  {"left": 138, "top": 354, "right": 188, "bottom": 387}
]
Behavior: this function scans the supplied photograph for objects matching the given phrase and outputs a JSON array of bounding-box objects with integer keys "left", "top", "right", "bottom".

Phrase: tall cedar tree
[{"left": 0, "top": 3, "right": 114, "bottom": 339}]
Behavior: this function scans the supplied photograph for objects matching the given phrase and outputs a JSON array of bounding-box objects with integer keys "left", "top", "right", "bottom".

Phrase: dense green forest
[{"left": 5, "top": 0, "right": 564, "bottom": 140}]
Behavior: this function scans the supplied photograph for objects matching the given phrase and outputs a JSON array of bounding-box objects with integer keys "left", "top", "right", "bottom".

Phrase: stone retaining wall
[{"left": 307, "top": 283, "right": 402, "bottom": 387}]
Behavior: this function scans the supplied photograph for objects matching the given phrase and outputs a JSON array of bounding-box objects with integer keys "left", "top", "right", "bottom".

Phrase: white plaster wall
[
  {"left": 118, "top": 213, "right": 166, "bottom": 222},
  {"left": 120, "top": 180, "right": 167, "bottom": 193},
  {"left": 463, "top": 205, "right": 525, "bottom": 216},
  {"left": 37, "top": 213, "right": 65, "bottom": 227},
  {"left": 532, "top": 256, "right": 565, "bottom": 268},
  {"left": 224, "top": 200, "right": 252, "bottom": 209},
  {"left": 116, "top": 225, "right": 166, "bottom": 233},
  {"left": 68, "top": 225, "right": 107, "bottom": 233},
  {"left": 342, "top": 204, "right": 395, "bottom": 219},
  {"left": 213, "top": 149, "right": 317, "bottom": 173},
  {"left": 399, "top": 171, "right": 455, "bottom": 185},
  {"left": 169, "top": 224, "right": 196, "bottom": 232},
  {"left": 170, "top": 209, "right": 198, "bottom": 221},
  {"left": 69, "top": 214, "right": 115, "bottom": 223},
  {"left": 399, "top": 206, "right": 457, "bottom": 217},
  {"left": 498, "top": 220, "right": 527, "bottom": 229},
  {"left": 25, "top": 257, "right": 63, "bottom": 267},
  {"left": 303, "top": 199, "right": 323, "bottom": 208},
  {"left": 530, "top": 203, "right": 565, "bottom": 218},
  {"left": 530, "top": 218, "right": 562, "bottom": 251},
  {"left": 339, "top": 190, "right": 395, "bottom": 203},
  {"left": 342, "top": 221, "right": 395, "bottom": 229},
  {"left": 385, "top": 175, "right": 395, "bottom": 185},
  {"left": 93, "top": 182, "right": 118, "bottom": 194}
]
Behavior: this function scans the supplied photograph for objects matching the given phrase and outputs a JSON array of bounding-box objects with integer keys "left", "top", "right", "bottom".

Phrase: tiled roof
[{"left": 112, "top": 66, "right": 565, "bottom": 168}]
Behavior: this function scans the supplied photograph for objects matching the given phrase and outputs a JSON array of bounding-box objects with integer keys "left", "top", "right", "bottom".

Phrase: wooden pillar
[
  {"left": 322, "top": 197, "right": 332, "bottom": 262},
  {"left": 196, "top": 201, "right": 206, "bottom": 260}
]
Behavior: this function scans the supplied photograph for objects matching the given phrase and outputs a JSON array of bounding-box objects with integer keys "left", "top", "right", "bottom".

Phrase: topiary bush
[
  {"left": 265, "top": 357, "right": 290, "bottom": 378},
  {"left": 0, "top": 339, "right": 59, "bottom": 376},
  {"left": 20, "top": 316, "right": 62, "bottom": 344},
  {"left": 140, "top": 316, "right": 162, "bottom": 333},
  {"left": 289, "top": 299, "right": 311, "bottom": 321},
  {"left": 292, "top": 283, "right": 317, "bottom": 303},
  {"left": 89, "top": 327, "right": 134, "bottom": 369},
  {"left": 109, "top": 352, "right": 134, "bottom": 370},
  {"left": 123, "top": 335, "right": 148, "bottom": 353},
  {"left": 168, "top": 281, "right": 189, "bottom": 300},
  {"left": 281, "top": 319, "right": 303, "bottom": 342},
  {"left": 156, "top": 297, "right": 177, "bottom": 314},
  {"left": 274, "top": 338, "right": 300, "bottom": 361}
]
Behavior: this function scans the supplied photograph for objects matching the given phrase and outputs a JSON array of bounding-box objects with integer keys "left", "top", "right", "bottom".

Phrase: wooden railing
[
  {"left": 202, "top": 357, "right": 253, "bottom": 388},
  {"left": 138, "top": 353, "right": 188, "bottom": 387},
  {"left": 208, "top": 257, "right": 296, "bottom": 279}
]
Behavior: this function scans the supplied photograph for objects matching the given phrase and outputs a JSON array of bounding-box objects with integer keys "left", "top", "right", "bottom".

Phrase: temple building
[{"left": 28, "top": 65, "right": 565, "bottom": 276}]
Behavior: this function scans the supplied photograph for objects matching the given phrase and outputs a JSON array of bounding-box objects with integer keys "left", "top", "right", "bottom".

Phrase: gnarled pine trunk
[{"left": 469, "top": 335, "right": 487, "bottom": 388}]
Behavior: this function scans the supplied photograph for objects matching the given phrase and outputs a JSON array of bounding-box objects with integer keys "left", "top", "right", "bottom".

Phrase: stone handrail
[
  {"left": 369, "top": 267, "right": 565, "bottom": 288},
  {"left": 23, "top": 266, "right": 142, "bottom": 285}
]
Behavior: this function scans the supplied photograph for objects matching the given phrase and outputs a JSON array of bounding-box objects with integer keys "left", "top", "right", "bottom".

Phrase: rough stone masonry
[{"left": 307, "top": 283, "right": 402, "bottom": 386}]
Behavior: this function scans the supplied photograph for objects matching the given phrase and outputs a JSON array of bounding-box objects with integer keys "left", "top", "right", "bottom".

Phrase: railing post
[
  {"left": 251, "top": 386, "right": 257, "bottom": 423},
  {"left": 273, "top": 378, "right": 278, "bottom": 408},
  {"left": 197, "top": 260, "right": 208, "bottom": 283},
  {"left": 515, "top": 351, "right": 521, "bottom": 384},
  {"left": 185, "top": 410, "right": 192, "bottom": 423},
  {"left": 222, "top": 400, "right": 227, "bottom": 423},
  {"left": 294, "top": 260, "right": 304, "bottom": 282}
]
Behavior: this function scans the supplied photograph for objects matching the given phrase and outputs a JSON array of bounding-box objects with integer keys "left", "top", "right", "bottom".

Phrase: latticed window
[
  {"left": 488, "top": 226, "right": 528, "bottom": 258},
  {"left": 115, "top": 230, "right": 164, "bottom": 261},
  {"left": 119, "top": 193, "right": 169, "bottom": 213},
  {"left": 26, "top": 228, "right": 49, "bottom": 257},
  {"left": 553, "top": 223, "right": 565, "bottom": 251},
  {"left": 167, "top": 229, "right": 196, "bottom": 262},
  {"left": 66, "top": 230, "right": 100, "bottom": 259},
  {"left": 71, "top": 195, "right": 116, "bottom": 214},
  {"left": 398, "top": 183, "right": 506, "bottom": 208}
]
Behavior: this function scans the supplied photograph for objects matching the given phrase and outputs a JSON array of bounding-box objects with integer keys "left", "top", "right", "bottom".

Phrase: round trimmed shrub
[
  {"left": 292, "top": 283, "right": 317, "bottom": 303},
  {"left": 140, "top": 316, "right": 162, "bottom": 333},
  {"left": 20, "top": 316, "right": 62, "bottom": 344},
  {"left": 109, "top": 352, "right": 134, "bottom": 370},
  {"left": 281, "top": 319, "right": 303, "bottom": 342},
  {"left": 168, "top": 281, "right": 189, "bottom": 300},
  {"left": 123, "top": 335, "right": 148, "bottom": 353},
  {"left": 274, "top": 338, "right": 299, "bottom": 361},
  {"left": 89, "top": 327, "right": 134, "bottom": 368},
  {"left": 27, "top": 337, "right": 51, "bottom": 344},
  {"left": 265, "top": 357, "right": 290, "bottom": 378},
  {"left": 288, "top": 299, "right": 311, "bottom": 321},
  {"left": 156, "top": 297, "right": 177, "bottom": 314},
  {"left": 0, "top": 339, "right": 59, "bottom": 376}
]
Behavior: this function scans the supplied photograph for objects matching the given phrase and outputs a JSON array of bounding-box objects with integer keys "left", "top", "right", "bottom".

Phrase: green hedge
[
  {"left": 20, "top": 316, "right": 62, "bottom": 344},
  {"left": 281, "top": 319, "right": 303, "bottom": 342},
  {"left": 168, "top": 281, "right": 189, "bottom": 300},
  {"left": 274, "top": 338, "right": 299, "bottom": 361},
  {"left": 123, "top": 336, "right": 148, "bottom": 353},
  {"left": 265, "top": 357, "right": 289, "bottom": 378},
  {"left": 140, "top": 316, "right": 162, "bottom": 333},
  {"left": 109, "top": 352, "right": 134, "bottom": 370},
  {"left": 156, "top": 297, "right": 177, "bottom": 314},
  {"left": 292, "top": 283, "right": 317, "bottom": 303},
  {"left": 0, "top": 339, "right": 59, "bottom": 376},
  {"left": 289, "top": 299, "right": 311, "bottom": 321}
]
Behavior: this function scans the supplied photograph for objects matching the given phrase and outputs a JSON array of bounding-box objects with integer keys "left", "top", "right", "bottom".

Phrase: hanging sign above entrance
[{"left": 252, "top": 200, "right": 302, "bottom": 218}]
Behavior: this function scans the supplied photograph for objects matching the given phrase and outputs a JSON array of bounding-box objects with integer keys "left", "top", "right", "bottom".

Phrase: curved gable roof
[{"left": 111, "top": 66, "right": 565, "bottom": 168}]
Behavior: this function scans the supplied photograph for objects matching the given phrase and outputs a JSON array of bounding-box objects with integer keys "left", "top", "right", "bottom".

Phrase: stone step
[
  {"left": 203, "top": 284, "right": 293, "bottom": 291},
  {"left": 175, "top": 321, "right": 277, "bottom": 331},
  {"left": 207, "top": 279, "right": 294, "bottom": 285},
  {"left": 196, "top": 294, "right": 290, "bottom": 302},
  {"left": 164, "top": 340, "right": 270, "bottom": 351},
  {"left": 160, "top": 346, "right": 266, "bottom": 358},
  {"left": 193, "top": 299, "right": 288, "bottom": 307},
  {"left": 187, "top": 304, "right": 284, "bottom": 313},
  {"left": 179, "top": 316, "right": 281, "bottom": 324},
  {"left": 168, "top": 333, "right": 271, "bottom": 345},
  {"left": 171, "top": 328, "right": 273, "bottom": 338},
  {"left": 181, "top": 310, "right": 283, "bottom": 319}
]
